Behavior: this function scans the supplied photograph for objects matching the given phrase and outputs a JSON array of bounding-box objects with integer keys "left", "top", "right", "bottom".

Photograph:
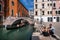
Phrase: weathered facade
[
  {"left": 0, "top": 0, "right": 29, "bottom": 25},
  {"left": 34, "top": 0, "right": 60, "bottom": 22},
  {"left": 4, "top": 0, "right": 19, "bottom": 17},
  {"left": 4, "top": 0, "right": 29, "bottom": 18},
  {"left": 0, "top": 0, "right": 4, "bottom": 24}
]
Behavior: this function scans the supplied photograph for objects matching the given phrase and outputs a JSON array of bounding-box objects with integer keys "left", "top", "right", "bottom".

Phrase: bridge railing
[{"left": 3, "top": 16, "right": 34, "bottom": 25}]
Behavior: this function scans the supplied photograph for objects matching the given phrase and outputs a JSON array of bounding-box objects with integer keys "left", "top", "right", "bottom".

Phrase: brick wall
[{"left": 19, "top": 2, "right": 29, "bottom": 17}]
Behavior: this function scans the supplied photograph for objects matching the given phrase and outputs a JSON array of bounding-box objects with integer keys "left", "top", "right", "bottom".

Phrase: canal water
[{"left": 0, "top": 25, "right": 33, "bottom": 40}]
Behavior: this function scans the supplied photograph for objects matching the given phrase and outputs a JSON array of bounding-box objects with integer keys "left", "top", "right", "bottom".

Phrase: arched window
[
  {"left": 11, "top": 9, "right": 14, "bottom": 16},
  {"left": 0, "top": 4, "right": 2, "bottom": 11},
  {"left": 12, "top": 1, "right": 14, "bottom": 6},
  {"left": 53, "top": 3, "right": 56, "bottom": 7}
]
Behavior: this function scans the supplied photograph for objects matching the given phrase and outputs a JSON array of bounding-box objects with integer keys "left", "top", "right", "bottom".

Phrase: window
[
  {"left": 50, "top": 11, "right": 52, "bottom": 14},
  {"left": 42, "top": 11, "right": 44, "bottom": 15},
  {"left": 50, "top": 0, "right": 52, "bottom": 1},
  {"left": 35, "top": 4, "right": 37, "bottom": 9},
  {"left": 48, "top": 11, "right": 49, "bottom": 14},
  {"left": 48, "top": 17, "right": 53, "bottom": 22},
  {"left": 42, "top": 4, "right": 44, "bottom": 8},
  {"left": 42, "top": 0, "right": 44, "bottom": 2},
  {"left": 11, "top": 10, "right": 14, "bottom": 16},
  {"left": 35, "top": 11, "right": 38, "bottom": 16},
  {"left": 56, "top": 11, "right": 58, "bottom": 14},
  {"left": 50, "top": 3, "right": 52, "bottom": 6},
  {"left": 48, "top": 17, "right": 49, "bottom": 22},
  {"left": 48, "top": 0, "right": 49, "bottom": 1},
  {"left": 0, "top": 4, "right": 2, "bottom": 11},
  {"left": 58, "top": 10, "right": 60, "bottom": 14},
  {"left": 48, "top": 11, "right": 52, "bottom": 14},
  {"left": 35, "top": 0, "right": 37, "bottom": 2},
  {"left": 48, "top": 4, "right": 49, "bottom": 6},
  {"left": 56, "top": 10, "right": 60, "bottom": 15},
  {"left": 48, "top": 3, "right": 52, "bottom": 6},
  {"left": 53, "top": 3, "right": 56, "bottom": 7},
  {"left": 57, "top": 17, "right": 59, "bottom": 22},
  {"left": 12, "top": 1, "right": 14, "bottom": 6}
]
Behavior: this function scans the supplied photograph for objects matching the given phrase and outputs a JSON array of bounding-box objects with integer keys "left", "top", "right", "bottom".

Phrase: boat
[{"left": 6, "top": 20, "right": 29, "bottom": 30}]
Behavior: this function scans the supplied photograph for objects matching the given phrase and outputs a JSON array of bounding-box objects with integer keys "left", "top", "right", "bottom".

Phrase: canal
[{"left": 0, "top": 24, "right": 33, "bottom": 40}]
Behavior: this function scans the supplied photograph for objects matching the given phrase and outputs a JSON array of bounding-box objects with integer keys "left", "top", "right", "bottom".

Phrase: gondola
[{"left": 6, "top": 20, "right": 29, "bottom": 30}]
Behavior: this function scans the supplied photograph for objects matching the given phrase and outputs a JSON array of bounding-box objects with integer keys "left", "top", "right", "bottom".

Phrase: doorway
[
  {"left": 0, "top": 16, "right": 3, "bottom": 24},
  {"left": 56, "top": 17, "right": 59, "bottom": 22}
]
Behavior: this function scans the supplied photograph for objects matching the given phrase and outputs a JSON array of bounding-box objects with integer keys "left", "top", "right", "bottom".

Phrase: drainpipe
[
  {"left": 52, "top": 0, "right": 53, "bottom": 22},
  {"left": 40, "top": 9, "right": 42, "bottom": 25}
]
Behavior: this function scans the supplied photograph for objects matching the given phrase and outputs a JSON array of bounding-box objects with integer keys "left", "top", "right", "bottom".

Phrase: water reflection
[{"left": 0, "top": 24, "right": 33, "bottom": 40}]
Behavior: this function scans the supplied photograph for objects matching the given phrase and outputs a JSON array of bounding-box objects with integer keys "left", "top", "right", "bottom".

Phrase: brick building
[
  {"left": 19, "top": 2, "right": 29, "bottom": 17},
  {"left": 4, "top": 0, "right": 29, "bottom": 18},
  {"left": 4, "top": 0, "right": 19, "bottom": 18},
  {"left": 0, "top": 0, "right": 29, "bottom": 24},
  {"left": 0, "top": 0, "right": 4, "bottom": 24}
]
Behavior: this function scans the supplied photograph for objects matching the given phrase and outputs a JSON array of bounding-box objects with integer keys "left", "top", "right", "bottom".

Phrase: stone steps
[{"left": 32, "top": 32, "right": 57, "bottom": 40}]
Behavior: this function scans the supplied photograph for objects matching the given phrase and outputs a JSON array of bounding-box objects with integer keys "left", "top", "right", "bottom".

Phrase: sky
[{"left": 20, "top": 0, "right": 34, "bottom": 11}]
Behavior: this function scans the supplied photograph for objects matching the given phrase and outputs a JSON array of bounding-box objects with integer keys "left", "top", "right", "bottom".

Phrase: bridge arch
[
  {"left": 11, "top": 18, "right": 29, "bottom": 26},
  {"left": 3, "top": 17, "right": 34, "bottom": 26}
]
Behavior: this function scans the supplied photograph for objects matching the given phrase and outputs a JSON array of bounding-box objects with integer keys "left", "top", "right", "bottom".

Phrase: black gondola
[{"left": 6, "top": 19, "right": 29, "bottom": 30}]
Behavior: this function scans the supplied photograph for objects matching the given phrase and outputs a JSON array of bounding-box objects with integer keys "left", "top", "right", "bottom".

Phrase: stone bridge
[{"left": 3, "top": 17, "right": 34, "bottom": 26}]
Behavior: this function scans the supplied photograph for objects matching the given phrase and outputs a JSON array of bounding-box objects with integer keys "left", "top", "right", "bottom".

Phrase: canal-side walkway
[
  {"left": 32, "top": 22, "right": 60, "bottom": 40},
  {"left": 32, "top": 32, "right": 56, "bottom": 40}
]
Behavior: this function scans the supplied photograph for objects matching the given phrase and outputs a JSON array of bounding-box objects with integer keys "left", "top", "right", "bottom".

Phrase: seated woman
[
  {"left": 41, "top": 26, "right": 50, "bottom": 37},
  {"left": 48, "top": 25, "right": 60, "bottom": 40}
]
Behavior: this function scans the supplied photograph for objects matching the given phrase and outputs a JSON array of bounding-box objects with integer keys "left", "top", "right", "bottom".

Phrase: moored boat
[{"left": 6, "top": 20, "right": 29, "bottom": 30}]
